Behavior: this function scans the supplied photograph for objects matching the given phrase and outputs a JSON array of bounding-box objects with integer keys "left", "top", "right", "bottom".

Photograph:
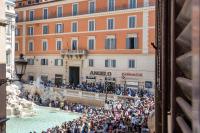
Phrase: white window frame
[
  {"left": 129, "top": 0, "right": 137, "bottom": 8},
  {"left": 28, "top": 26, "right": 34, "bottom": 35},
  {"left": 42, "top": 39, "right": 48, "bottom": 51},
  {"left": 71, "top": 21, "right": 78, "bottom": 32},
  {"left": 87, "top": 36, "right": 96, "bottom": 50},
  {"left": 43, "top": 8, "right": 48, "bottom": 19},
  {"left": 56, "top": 38, "right": 63, "bottom": 51},
  {"left": 72, "top": 3, "right": 79, "bottom": 16},
  {"left": 107, "top": 18, "right": 115, "bottom": 30},
  {"left": 105, "top": 35, "right": 116, "bottom": 49},
  {"left": 28, "top": 40, "right": 34, "bottom": 52},
  {"left": 107, "top": 0, "right": 115, "bottom": 11},
  {"left": 88, "top": 59, "right": 94, "bottom": 67},
  {"left": 88, "top": 19, "right": 95, "bottom": 31},
  {"left": 57, "top": 5, "right": 63, "bottom": 17},
  {"left": 56, "top": 23, "right": 63, "bottom": 33},
  {"left": 88, "top": 0, "right": 96, "bottom": 13},
  {"left": 128, "top": 15, "right": 137, "bottom": 28},
  {"left": 29, "top": 10, "right": 34, "bottom": 21},
  {"left": 71, "top": 37, "right": 78, "bottom": 50}
]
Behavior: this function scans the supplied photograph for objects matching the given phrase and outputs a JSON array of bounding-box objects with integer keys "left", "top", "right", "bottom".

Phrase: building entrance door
[
  {"left": 69, "top": 66, "right": 80, "bottom": 86},
  {"left": 55, "top": 74, "right": 63, "bottom": 87}
]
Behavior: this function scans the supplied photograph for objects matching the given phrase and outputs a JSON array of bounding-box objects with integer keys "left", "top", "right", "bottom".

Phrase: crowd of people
[
  {"left": 26, "top": 90, "right": 154, "bottom": 133},
  {"left": 28, "top": 80, "right": 153, "bottom": 97}
]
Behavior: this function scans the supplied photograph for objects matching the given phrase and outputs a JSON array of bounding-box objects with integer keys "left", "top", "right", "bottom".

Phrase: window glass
[
  {"left": 42, "top": 41, "right": 48, "bottom": 51},
  {"left": 43, "top": 25, "right": 49, "bottom": 34},
  {"left": 56, "top": 40, "right": 62, "bottom": 50},
  {"left": 43, "top": 8, "right": 48, "bottom": 19},
  {"left": 108, "top": 18, "right": 114, "bottom": 30},
  {"left": 129, "top": 16, "right": 136, "bottom": 28},
  {"left": 88, "top": 38, "right": 95, "bottom": 50},
  {"left": 108, "top": 0, "right": 115, "bottom": 11},
  {"left": 30, "top": 11, "right": 34, "bottom": 21},
  {"left": 89, "top": 1, "right": 95, "bottom": 13},
  {"left": 57, "top": 6, "right": 63, "bottom": 17},
  {"left": 72, "top": 22, "right": 77, "bottom": 32},
  {"left": 72, "top": 40, "right": 78, "bottom": 50},
  {"left": 89, "top": 20, "right": 95, "bottom": 31},
  {"left": 128, "top": 59, "right": 135, "bottom": 68},
  {"left": 129, "top": 0, "right": 136, "bottom": 8},
  {"left": 73, "top": 3, "right": 78, "bottom": 16},
  {"left": 29, "top": 42, "right": 33, "bottom": 51}
]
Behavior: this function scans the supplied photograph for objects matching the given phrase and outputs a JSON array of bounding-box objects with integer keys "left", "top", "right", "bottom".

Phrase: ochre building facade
[{"left": 15, "top": 0, "right": 155, "bottom": 90}]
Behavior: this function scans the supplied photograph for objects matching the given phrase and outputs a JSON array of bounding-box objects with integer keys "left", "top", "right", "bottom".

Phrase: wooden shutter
[{"left": 155, "top": 0, "right": 200, "bottom": 133}]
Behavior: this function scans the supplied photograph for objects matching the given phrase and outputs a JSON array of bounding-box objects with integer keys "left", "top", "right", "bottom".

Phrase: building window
[
  {"left": 43, "top": 25, "right": 49, "bottom": 34},
  {"left": 128, "top": 59, "right": 135, "bottom": 68},
  {"left": 89, "top": 1, "right": 95, "bottom": 13},
  {"left": 88, "top": 37, "right": 95, "bottom": 50},
  {"left": 43, "top": 8, "right": 48, "bottom": 19},
  {"left": 71, "top": 22, "right": 78, "bottom": 32},
  {"left": 129, "top": 0, "right": 137, "bottom": 8},
  {"left": 88, "top": 59, "right": 94, "bottom": 67},
  {"left": 15, "top": 42, "right": 19, "bottom": 51},
  {"left": 27, "top": 0, "right": 32, "bottom": 5},
  {"left": 56, "top": 39, "right": 62, "bottom": 50},
  {"left": 28, "top": 41, "right": 34, "bottom": 51},
  {"left": 15, "top": 28, "right": 20, "bottom": 36},
  {"left": 27, "top": 58, "right": 34, "bottom": 65},
  {"left": 56, "top": 23, "right": 63, "bottom": 33},
  {"left": 71, "top": 39, "right": 78, "bottom": 50},
  {"left": 18, "top": 2, "right": 22, "bottom": 7},
  {"left": 105, "top": 37, "right": 116, "bottom": 49},
  {"left": 88, "top": 20, "right": 95, "bottom": 31},
  {"left": 107, "top": 18, "right": 114, "bottom": 30},
  {"left": 72, "top": 3, "right": 78, "bottom": 16},
  {"left": 108, "top": 0, "right": 115, "bottom": 11},
  {"left": 55, "top": 59, "right": 63, "bottom": 66},
  {"left": 42, "top": 40, "right": 48, "bottom": 51},
  {"left": 16, "top": 13, "right": 19, "bottom": 22},
  {"left": 29, "top": 10, "right": 34, "bottom": 21},
  {"left": 57, "top": 6, "right": 63, "bottom": 17},
  {"left": 41, "top": 59, "right": 48, "bottom": 65},
  {"left": 6, "top": 24, "right": 11, "bottom": 35},
  {"left": 128, "top": 16, "right": 136, "bottom": 28},
  {"left": 28, "top": 26, "right": 34, "bottom": 35},
  {"left": 126, "top": 35, "right": 138, "bottom": 49},
  {"left": 105, "top": 59, "right": 116, "bottom": 68}
]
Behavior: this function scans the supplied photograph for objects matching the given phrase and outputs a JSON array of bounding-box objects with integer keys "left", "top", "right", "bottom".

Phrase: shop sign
[
  {"left": 122, "top": 72, "right": 143, "bottom": 78},
  {"left": 86, "top": 76, "right": 96, "bottom": 79},
  {"left": 90, "top": 71, "right": 112, "bottom": 76}
]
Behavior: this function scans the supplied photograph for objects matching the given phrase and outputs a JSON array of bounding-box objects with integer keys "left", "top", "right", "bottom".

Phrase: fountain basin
[{"left": 6, "top": 106, "right": 81, "bottom": 133}]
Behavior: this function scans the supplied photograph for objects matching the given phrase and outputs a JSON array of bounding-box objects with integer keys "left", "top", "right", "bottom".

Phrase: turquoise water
[{"left": 7, "top": 106, "right": 81, "bottom": 133}]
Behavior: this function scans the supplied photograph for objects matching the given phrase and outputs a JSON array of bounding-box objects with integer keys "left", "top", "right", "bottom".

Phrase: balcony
[
  {"left": 60, "top": 49, "right": 87, "bottom": 60},
  {"left": 16, "top": 2, "right": 155, "bottom": 22}
]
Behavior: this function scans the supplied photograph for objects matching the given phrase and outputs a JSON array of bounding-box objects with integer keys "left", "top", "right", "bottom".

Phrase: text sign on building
[
  {"left": 90, "top": 71, "right": 112, "bottom": 76},
  {"left": 121, "top": 72, "right": 143, "bottom": 79}
]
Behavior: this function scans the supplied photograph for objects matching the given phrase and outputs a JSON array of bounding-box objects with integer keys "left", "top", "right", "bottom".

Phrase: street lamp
[
  {"left": 15, "top": 54, "right": 28, "bottom": 81},
  {"left": 0, "top": 53, "right": 27, "bottom": 86}
]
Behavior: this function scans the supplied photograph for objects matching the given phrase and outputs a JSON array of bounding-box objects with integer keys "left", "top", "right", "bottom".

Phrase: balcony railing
[
  {"left": 60, "top": 49, "right": 87, "bottom": 56},
  {"left": 16, "top": 2, "right": 155, "bottom": 22}
]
